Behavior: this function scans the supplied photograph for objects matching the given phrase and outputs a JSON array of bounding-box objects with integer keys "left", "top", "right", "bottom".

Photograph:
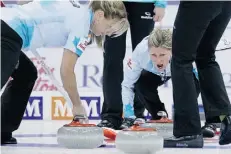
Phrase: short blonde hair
[
  {"left": 148, "top": 28, "right": 172, "bottom": 50},
  {"left": 89, "top": 0, "right": 129, "bottom": 47}
]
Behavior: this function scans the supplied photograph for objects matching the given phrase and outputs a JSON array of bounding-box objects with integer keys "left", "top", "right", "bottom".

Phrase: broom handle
[{"left": 31, "top": 49, "right": 73, "bottom": 109}]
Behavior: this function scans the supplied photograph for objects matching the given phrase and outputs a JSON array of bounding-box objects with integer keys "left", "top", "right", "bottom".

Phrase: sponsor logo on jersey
[
  {"left": 51, "top": 96, "right": 101, "bottom": 120},
  {"left": 127, "top": 58, "right": 132, "bottom": 69},
  {"left": 141, "top": 12, "right": 153, "bottom": 20},
  {"left": 23, "top": 96, "right": 43, "bottom": 120},
  {"left": 77, "top": 38, "right": 88, "bottom": 51},
  {"left": 76, "top": 35, "right": 91, "bottom": 52}
]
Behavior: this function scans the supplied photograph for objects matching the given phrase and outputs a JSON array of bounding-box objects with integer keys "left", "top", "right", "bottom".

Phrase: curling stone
[
  {"left": 115, "top": 125, "right": 163, "bottom": 154},
  {"left": 140, "top": 118, "right": 173, "bottom": 138},
  {"left": 57, "top": 116, "right": 104, "bottom": 149}
]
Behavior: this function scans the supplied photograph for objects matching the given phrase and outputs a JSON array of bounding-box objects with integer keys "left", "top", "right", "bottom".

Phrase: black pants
[
  {"left": 135, "top": 70, "right": 170, "bottom": 120},
  {"left": 1, "top": 20, "right": 38, "bottom": 137},
  {"left": 136, "top": 70, "right": 200, "bottom": 120},
  {"left": 171, "top": 1, "right": 231, "bottom": 136},
  {"left": 101, "top": 2, "right": 155, "bottom": 126}
]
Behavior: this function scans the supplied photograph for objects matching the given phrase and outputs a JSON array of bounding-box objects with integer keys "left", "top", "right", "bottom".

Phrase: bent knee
[{"left": 195, "top": 56, "right": 217, "bottom": 69}]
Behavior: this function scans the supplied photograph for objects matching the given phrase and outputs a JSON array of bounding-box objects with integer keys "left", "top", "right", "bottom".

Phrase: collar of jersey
[
  {"left": 89, "top": 9, "right": 93, "bottom": 33},
  {"left": 89, "top": 9, "right": 93, "bottom": 25}
]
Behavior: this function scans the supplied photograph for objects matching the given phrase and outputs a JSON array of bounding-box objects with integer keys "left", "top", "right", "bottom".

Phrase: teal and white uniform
[
  {"left": 122, "top": 36, "right": 198, "bottom": 118},
  {"left": 1, "top": 0, "right": 92, "bottom": 57}
]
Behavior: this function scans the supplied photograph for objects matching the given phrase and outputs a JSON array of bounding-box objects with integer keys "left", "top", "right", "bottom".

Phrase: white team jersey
[
  {"left": 1, "top": 0, "right": 92, "bottom": 56},
  {"left": 121, "top": 36, "right": 171, "bottom": 109}
]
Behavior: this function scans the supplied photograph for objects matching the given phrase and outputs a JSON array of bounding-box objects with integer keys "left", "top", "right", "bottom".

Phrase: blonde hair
[
  {"left": 148, "top": 28, "right": 172, "bottom": 50},
  {"left": 89, "top": 0, "right": 129, "bottom": 47}
]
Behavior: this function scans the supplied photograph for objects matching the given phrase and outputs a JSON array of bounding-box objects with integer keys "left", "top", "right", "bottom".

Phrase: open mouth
[{"left": 157, "top": 64, "right": 164, "bottom": 69}]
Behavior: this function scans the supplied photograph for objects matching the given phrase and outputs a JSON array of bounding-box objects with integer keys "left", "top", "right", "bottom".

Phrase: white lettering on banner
[
  {"left": 23, "top": 100, "right": 41, "bottom": 117},
  {"left": 51, "top": 96, "right": 101, "bottom": 120},
  {"left": 82, "top": 99, "right": 99, "bottom": 118},
  {"left": 53, "top": 99, "right": 72, "bottom": 117}
]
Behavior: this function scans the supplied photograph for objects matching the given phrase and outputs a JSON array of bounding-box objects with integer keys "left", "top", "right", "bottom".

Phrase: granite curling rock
[
  {"left": 57, "top": 115, "right": 104, "bottom": 149},
  {"left": 140, "top": 111, "right": 173, "bottom": 138},
  {"left": 115, "top": 125, "right": 163, "bottom": 154}
]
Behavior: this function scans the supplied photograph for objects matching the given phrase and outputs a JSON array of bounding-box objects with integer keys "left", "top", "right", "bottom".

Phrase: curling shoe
[
  {"left": 164, "top": 134, "right": 204, "bottom": 148},
  {"left": 202, "top": 122, "right": 217, "bottom": 138},
  {"left": 219, "top": 115, "right": 231, "bottom": 145},
  {"left": 1, "top": 133, "right": 17, "bottom": 145}
]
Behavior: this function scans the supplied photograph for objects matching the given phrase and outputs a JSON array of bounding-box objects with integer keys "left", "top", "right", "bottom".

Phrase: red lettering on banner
[{"left": 30, "top": 57, "right": 58, "bottom": 91}]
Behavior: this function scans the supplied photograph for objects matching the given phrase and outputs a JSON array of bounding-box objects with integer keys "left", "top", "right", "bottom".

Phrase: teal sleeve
[{"left": 154, "top": 0, "right": 167, "bottom": 8}]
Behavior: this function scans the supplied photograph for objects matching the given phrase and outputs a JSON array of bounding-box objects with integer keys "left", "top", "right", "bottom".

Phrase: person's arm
[
  {"left": 154, "top": 0, "right": 167, "bottom": 8},
  {"left": 122, "top": 42, "right": 144, "bottom": 118},
  {"left": 60, "top": 49, "right": 81, "bottom": 108},
  {"left": 153, "top": 0, "right": 167, "bottom": 22},
  {"left": 62, "top": 30, "right": 90, "bottom": 116},
  {"left": 60, "top": 7, "right": 92, "bottom": 120}
]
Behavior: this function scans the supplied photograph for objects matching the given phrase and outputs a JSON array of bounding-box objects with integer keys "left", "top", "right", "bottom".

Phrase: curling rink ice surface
[{"left": 1, "top": 120, "right": 231, "bottom": 154}]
